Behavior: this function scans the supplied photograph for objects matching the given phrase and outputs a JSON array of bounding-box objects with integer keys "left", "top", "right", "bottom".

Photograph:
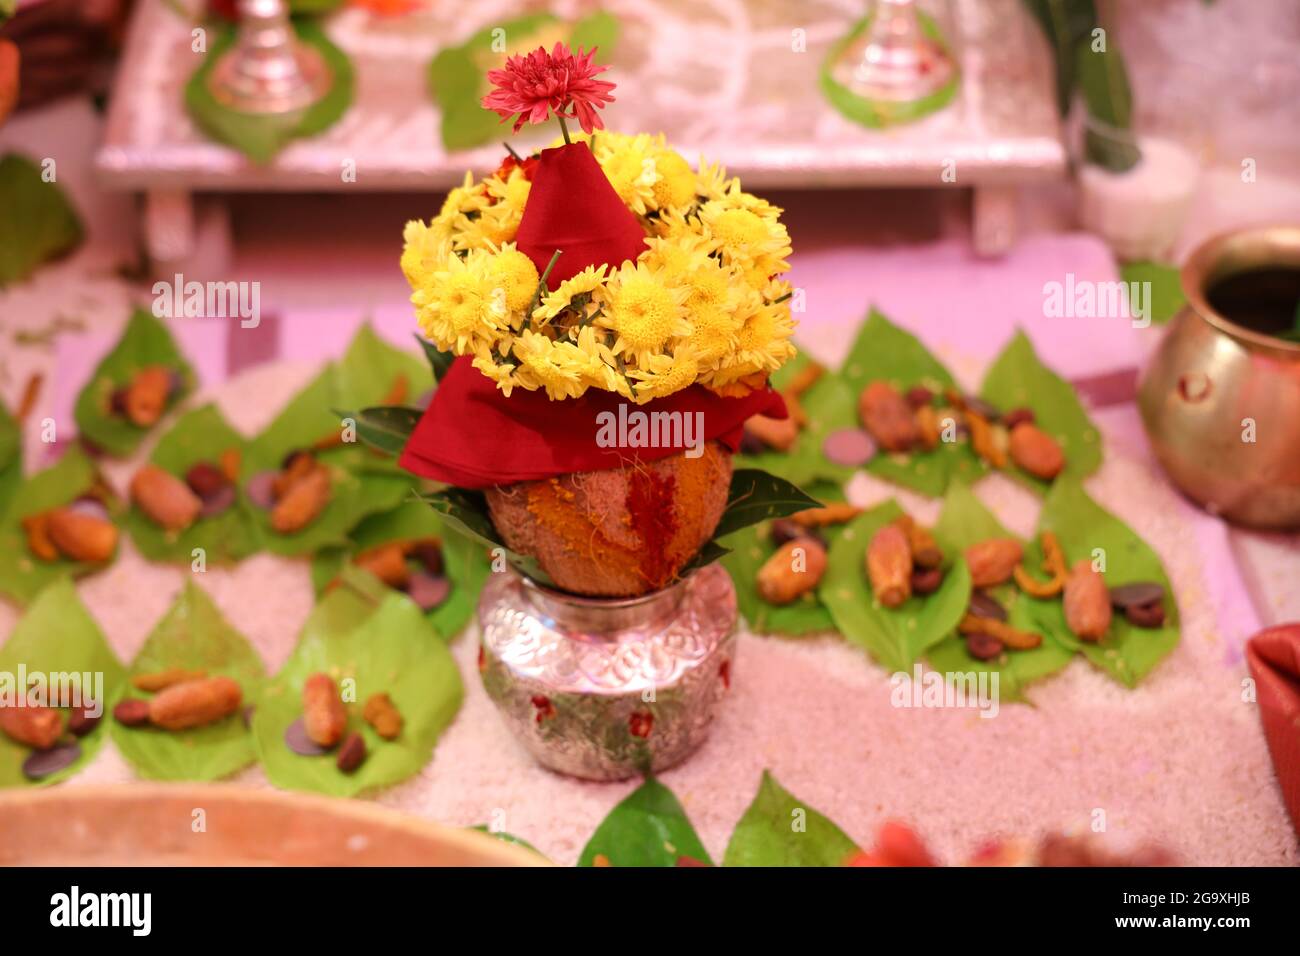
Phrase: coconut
[{"left": 486, "top": 442, "right": 733, "bottom": 598}]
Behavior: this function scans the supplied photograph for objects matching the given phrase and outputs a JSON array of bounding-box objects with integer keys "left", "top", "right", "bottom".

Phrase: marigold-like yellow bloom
[
  {"left": 487, "top": 243, "right": 540, "bottom": 319},
  {"left": 533, "top": 264, "right": 608, "bottom": 322},
  {"left": 598, "top": 261, "right": 691, "bottom": 364}
]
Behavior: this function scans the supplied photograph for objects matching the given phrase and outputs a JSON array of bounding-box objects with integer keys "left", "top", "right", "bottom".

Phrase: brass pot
[{"left": 1137, "top": 225, "right": 1300, "bottom": 529}]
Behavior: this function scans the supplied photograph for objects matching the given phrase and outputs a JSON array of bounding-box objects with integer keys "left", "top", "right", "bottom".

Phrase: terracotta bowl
[{"left": 0, "top": 784, "right": 547, "bottom": 866}]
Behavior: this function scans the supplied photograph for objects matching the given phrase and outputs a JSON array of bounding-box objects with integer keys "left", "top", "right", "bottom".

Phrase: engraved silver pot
[{"left": 477, "top": 564, "right": 738, "bottom": 781}]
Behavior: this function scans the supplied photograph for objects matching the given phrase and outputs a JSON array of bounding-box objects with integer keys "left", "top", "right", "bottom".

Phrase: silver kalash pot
[{"left": 477, "top": 564, "right": 737, "bottom": 781}]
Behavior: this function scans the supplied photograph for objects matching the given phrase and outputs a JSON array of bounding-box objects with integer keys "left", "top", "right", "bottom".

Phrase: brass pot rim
[{"left": 1182, "top": 223, "right": 1300, "bottom": 355}]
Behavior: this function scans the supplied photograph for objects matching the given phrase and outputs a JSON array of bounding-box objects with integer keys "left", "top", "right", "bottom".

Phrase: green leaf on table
[
  {"left": 840, "top": 309, "right": 986, "bottom": 497},
  {"left": 1076, "top": 39, "right": 1141, "bottom": 172},
  {"left": 578, "top": 777, "right": 713, "bottom": 867},
  {"left": 1121, "top": 261, "right": 1186, "bottom": 325},
  {"left": 0, "top": 401, "right": 20, "bottom": 520},
  {"left": 0, "top": 447, "right": 118, "bottom": 606},
  {"left": 469, "top": 825, "right": 546, "bottom": 858},
  {"left": 723, "top": 770, "right": 857, "bottom": 867},
  {"left": 0, "top": 153, "right": 83, "bottom": 288},
  {"left": 429, "top": 12, "right": 619, "bottom": 152},
  {"left": 110, "top": 582, "right": 265, "bottom": 781},
  {"left": 735, "top": 350, "right": 858, "bottom": 487},
  {"left": 73, "top": 308, "right": 195, "bottom": 457},
  {"left": 339, "top": 405, "right": 422, "bottom": 458},
  {"left": 1020, "top": 477, "right": 1179, "bottom": 687},
  {"left": 334, "top": 323, "right": 431, "bottom": 411},
  {"left": 123, "top": 404, "right": 260, "bottom": 564},
  {"left": 252, "top": 588, "right": 463, "bottom": 797},
  {"left": 289, "top": 0, "right": 345, "bottom": 13},
  {"left": 185, "top": 21, "right": 353, "bottom": 164},
  {"left": 310, "top": 499, "right": 490, "bottom": 640},
  {"left": 0, "top": 580, "right": 126, "bottom": 787},
  {"left": 246, "top": 366, "right": 412, "bottom": 556},
  {"left": 925, "top": 482, "right": 1075, "bottom": 699},
  {"left": 979, "top": 329, "right": 1102, "bottom": 493},
  {"left": 819, "top": 500, "right": 972, "bottom": 672},
  {"left": 721, "top": 480, "right": 844, "bottom": 637}
]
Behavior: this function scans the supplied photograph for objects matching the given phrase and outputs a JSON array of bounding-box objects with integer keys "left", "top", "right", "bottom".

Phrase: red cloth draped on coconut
[
  {"left": 1246, "top": 623, "right": 1300, "bottom": 837},
  {"left": 398, "top": 356, "right": 786, "bottom": 488},
  {"left": 398, "top": 138, "right": 788, "bottom": 488}
]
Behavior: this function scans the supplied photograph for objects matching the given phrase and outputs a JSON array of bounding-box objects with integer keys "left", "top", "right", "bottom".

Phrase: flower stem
[
  {"left": 503, "top": 141, "right": 523, "bottom": 162},
  {"left": 525, "top": 249, "right": 564, "bottom": 319},
  {"left": 557, "top": 115, "right": 572, "bottom": 146}
]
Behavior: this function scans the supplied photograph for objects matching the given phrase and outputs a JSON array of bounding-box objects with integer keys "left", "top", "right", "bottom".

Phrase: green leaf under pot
[
  {"left": 123, "top": 403, "right": 260, "bottom": 565},
  {"left": 712, "top": 469, "right": 822, "bottom": 540},
  {"left": 735, "top": 350, "right": 858, "bottom": 488},
  {"left": 1018, "top": 477, "right": 1179, "bottom": 687},
  {"left": 840, "top": 309, "right": 987, "bottom": 497},
  {"left": 723, "top": 770, "right": 857, "bottom": 866},
  {"left": 338, "top": 405, "right": 422, "bottom": 459},
  {"left": 0, "top": 447, "right": 118, "bottom": 606},
  {"left": 73, "top": 308, "right": 195, "bottom": 458},
  {"left": 0, "top": 579, "right": 126, "bottom": 787},
  {"left": 0, "top": 152, "right": 83, "bottom": 288},
  {"left": 185, "top": 20, "right": 354, "bottom": 164},
  {"left": 578, "top": 777, "right": 713, "bottom": 867},
  {"left": 310, "top": 499, "right": 490, "bottom": 640},
  {"left": 819, "top": 499, "right": 972, "bottom": 672},
  {"left": 925, "top": 482, "right": 1075, "bottom": 699},
  {"left": 251, "top": 587, "right": 463, "bottom": 797},
  {"left": 418, "top": 486, "right": 553, "bottom": 586},
  {"left": 245, "top": 366, "right": 413, "bottom": 556},
  {"left": 415, "top": 334, "right": 455, "bottom": 384},
  {"left": 109, "top": 582, "right": 265, "bottom": 781},
  {"left": 721, "top": 480, "right": 845, "bottom": 637},
  {"left": 979, "top": 330, "right": 1102, "bottom": 493}
]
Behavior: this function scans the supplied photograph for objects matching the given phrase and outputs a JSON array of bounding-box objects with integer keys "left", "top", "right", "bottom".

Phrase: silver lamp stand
[
  {"left": 832, "top": 0, "right": 957, "bottom": 104},
  {"left": 208, "top": 0, "right": 330, "bottom": 114}
]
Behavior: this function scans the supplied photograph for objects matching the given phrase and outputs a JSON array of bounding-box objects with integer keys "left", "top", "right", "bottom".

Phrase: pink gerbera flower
[{"left": 482, "top": 42, "right": 616, "bottom": 137}]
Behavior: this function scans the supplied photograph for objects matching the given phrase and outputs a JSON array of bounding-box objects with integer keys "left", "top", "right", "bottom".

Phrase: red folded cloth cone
[
  {"left": 1246, "top": 623, "right": 1300, "bottom": 837},
  {"left": 398, "top": 356, "right": 787, "bottom": 488},
  {"left": 514, "top": 142, "right": 647, "bottom": 288}
]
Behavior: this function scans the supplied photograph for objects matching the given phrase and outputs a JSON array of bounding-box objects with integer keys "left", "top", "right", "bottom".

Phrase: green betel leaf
[
  {"left": 124, "top": 404, "right": 260, "bottom": 564},
  {"left": 723, "top": 770, "right": 857, "bottom": 867},
  {"left": 735, "top": 352, "right": 858, "bottom": 487},
  {"left": 246, "top": 366, "right": 412, "bottom": 556},
  {"left": 979, "top": 330, "right": 1102, "bottom": 493},
  {"left": 310, "top": 500, "right": 490, "bottom": 640},
  {"left": 819, "top": 500, "right": 972, "bottom": 672},
  {"left": 722, "top": 480, "right": 844, "bottom": 637},
  {"left": 926, "top": 482, "right": 1074, "bottom": 699},
  {"left": 1121, "top": 261, "right": 1186, "bottom": 325},
  {"left": 334, "top": 323, "right": 431, "bottom": 411},
  {"left": 840, "top": 309, "right": 986, "bottom": 496},
  {"left": 252, "top": 589, "right": 463, "bottom": 797},
  {"left": 711, "top": 469, "right": 822, "bottom": 540},
  {"left": 578, "top": 777, "right": 713, "bottom": 867},
  {"left": 468, "top": 825, "right": 546, "bottom": 858},
  {"left": 1020, "top": 0, "right": 1098, "bottom": 116},
  {"left": 0, "top": 402, "right": 20, "bottom": 521},
  {"left": 0, "top": 579, "right": 126, "bottom": 787},
  {"left": 0, "top": 153, "right": 83, "bottom": 288},
  {"left": 185, "top": 20, "right": 353, "bottom": 164},
  {"left": 1022, "top": 478, "right": 1179, "bottom": 687},
  {"left": 110, "top": 582, "right": 265, "bottom": 781},
  {"left": 73, "top": 308, "right": 195, "bottom": 457},
  {"left": 0, "top": 447, "right": 119, "bottom": 606}
]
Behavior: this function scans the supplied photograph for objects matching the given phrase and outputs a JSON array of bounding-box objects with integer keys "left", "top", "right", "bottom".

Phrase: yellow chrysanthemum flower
[
  {"left": 595, "top": 134, "right": 657, "bottom": 216},
  {"left": 486, "top": 243, "right": 540, "bottom": 319},
  {"left": 682, "top": 303, "right": 743, "bottom": 364},
  {"left": 400, "top": 219, "right": 452, "bottom": 290},
  {"left": 650, "top": 148, "right": 697, "bottom": 211},
  {"left": 484, "top": 167, "right": 532, "bottom": 215},
  {"left": 598, "top": 261, "right": 691, "bottom": 364},
  {"left": 512, "top": 329, "right": 595, "bottom": 400},
  {"left": 533, "top": 264, "right": 608, "bottom": 322},
  {"left": 414, "top": 251, "right": 505, "bottom": 357},
  {"left": 452, "top": 202, "right": 521, "bottom": 252},
  {"left": 698, "top": 201, "right": 791, "bottom": 270},
  {"left": 628, "top": 346, "right": 701, "bottom": 402},
  {"left": 695, "top": 159, "right": 731, "bottom": 202},
  {"left": 471, "top": 353, "right": 518, "bottom": 397}
]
